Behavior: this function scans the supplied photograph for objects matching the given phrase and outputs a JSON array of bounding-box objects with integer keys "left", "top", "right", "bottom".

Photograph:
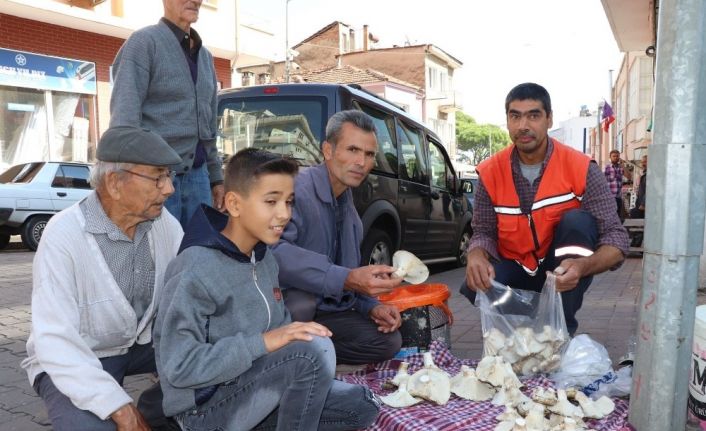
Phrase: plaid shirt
[
  {"left": 469, "top": 139, "right": 629, "bottom": 262},
  {"left": 603, "top": 162, "right": 624, "bottom": 197}
]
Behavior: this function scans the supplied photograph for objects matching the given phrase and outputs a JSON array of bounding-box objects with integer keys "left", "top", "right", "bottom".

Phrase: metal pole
[
  {"left": 285, "top": 0, "right": 290, "bottom": 83},
  {"left": 628, "top": 0, "right": 706, "bottom": 429}
]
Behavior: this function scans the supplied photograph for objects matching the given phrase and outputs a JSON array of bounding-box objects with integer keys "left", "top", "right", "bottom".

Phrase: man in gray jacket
[
  {"left": 273, "top": 110, "right": 403, "bottom": 365},
  {"left": 110, "top": 0, "right": 224, "bottom": 227}
]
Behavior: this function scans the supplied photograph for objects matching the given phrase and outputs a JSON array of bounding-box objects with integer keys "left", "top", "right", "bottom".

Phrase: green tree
[{"left": 456, "top": 112, "right": 511, "bottom": 165}]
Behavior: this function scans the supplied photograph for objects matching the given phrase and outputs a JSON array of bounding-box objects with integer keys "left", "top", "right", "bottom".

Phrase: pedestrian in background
[
  {"left": 460, "top": 83, "right": 629, "bottom": 335},
  {"left": 629, "top": 154, "right": 647, "bottom": 219},
  {"left": 22, "top": 127, "right": 183, "bottom": 430},
  {"left": 604, "top": 149, "right": 631, "bottom": 222},
  {"left": 110, "top": 0, "right": 224, "bottom": 227}
]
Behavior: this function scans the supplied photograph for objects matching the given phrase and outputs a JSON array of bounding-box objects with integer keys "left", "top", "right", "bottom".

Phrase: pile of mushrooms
[
  {"left": 392, "top": 250, "right": 429, "bottom": 284},
  {"left": 483, "top": 325, "right": 566, "bottom": 375},
  {"left": 380, "top": 352, "right": 450, "bottom": 407},
  {"left": 494, "top": 384, "right": 615, "bottom": 431},
  {"left": 380, "top": 353, "right": 616, "bottom": 431}
]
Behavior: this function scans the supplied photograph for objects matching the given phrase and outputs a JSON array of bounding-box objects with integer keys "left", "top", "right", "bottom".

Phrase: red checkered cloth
[{"left": 338, "top": 341, "right": 632, "bottom": 431}]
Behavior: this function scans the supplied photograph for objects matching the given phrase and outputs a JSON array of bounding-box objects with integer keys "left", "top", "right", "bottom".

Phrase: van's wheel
[
  {"left": 21, "top": 216, "right": 50, "bottom": 251},
  {"left": 456, "top": 225, "right": 472, "bottom": 267},
  {"left": 360, "top": 228, "right": 394, "bottom": 266},
  {"left": 0, "top": 234, "right": 10, "bottom": 250}
]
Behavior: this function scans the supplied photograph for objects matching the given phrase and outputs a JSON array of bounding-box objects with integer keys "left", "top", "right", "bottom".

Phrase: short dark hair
[
  {"left": 505, "top": 83, "right": 552, "bottom": 115},
  {"left": 325, "top": 110, "right": 376, "bottom": 147},
  {"left": 610, "top": 149, "right": 620, "bottom": 156},
  {"left": 224, "top": 148, "right": 298, "bottom": 195}
]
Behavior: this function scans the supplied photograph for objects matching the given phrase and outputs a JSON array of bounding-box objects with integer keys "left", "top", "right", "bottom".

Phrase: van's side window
[
  {"left": 353, "top": 101, "right": 397, "bottom": 175},
  {"left": 397, "top": 121, "right": 427, "bottom": 184},
  {"left": 429, "top": 141, "right": 452, "bottom": 191}
]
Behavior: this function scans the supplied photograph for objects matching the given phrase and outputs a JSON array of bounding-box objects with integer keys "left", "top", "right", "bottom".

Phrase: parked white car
[{"left": 0, "top": 161, "right": 92, "bottom": 250}]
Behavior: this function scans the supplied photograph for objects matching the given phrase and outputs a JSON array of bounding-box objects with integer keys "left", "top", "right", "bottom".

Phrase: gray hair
[
  {"left": 89, "top": 161, "right": 135, "bottom": 189},
  {"left": 325, "top": 110, "right": 376, "bottom": 147}
]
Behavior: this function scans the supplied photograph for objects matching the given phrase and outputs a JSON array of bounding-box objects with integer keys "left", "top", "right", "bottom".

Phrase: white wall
[{"left": 550, "top": 116, "right": 597, "bottom": 154}]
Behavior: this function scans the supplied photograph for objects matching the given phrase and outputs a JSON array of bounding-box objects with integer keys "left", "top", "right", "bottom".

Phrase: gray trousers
[
  {"left": 284, "top": 290, "right": 403, "bottom": 365},
  {"left": 33, "top": 342, "right": 169, "bottom": 431},
  {"left": 314, "top": 310, "right": 402, "bottom": 365},
  {"left": 175, "top": 336, "right": 379, "bottom": 431}
]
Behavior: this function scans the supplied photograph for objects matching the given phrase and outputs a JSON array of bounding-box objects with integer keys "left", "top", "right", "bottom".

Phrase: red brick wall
[
  {"left": 0, "top": 13, "right": 124, "bottom": 83},
  {"left": 0, "top": 13, "right": 231, "bottom": 87}
]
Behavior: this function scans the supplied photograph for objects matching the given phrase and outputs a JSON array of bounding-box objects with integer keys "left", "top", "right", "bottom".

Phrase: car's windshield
[
  {"left": 217, "top": 97, "right": 325, "bottom": 166},
  {"left": 0, "top": 162, "right": 44, "bottom": 184}
]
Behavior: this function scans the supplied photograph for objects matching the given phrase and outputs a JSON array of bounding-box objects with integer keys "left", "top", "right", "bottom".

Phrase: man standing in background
[
  {"left": 110, "top": 0, "right": 224, "bottom": 227},
  {"left": 604, "top": 149, "right": 631, "bottom": 221}
]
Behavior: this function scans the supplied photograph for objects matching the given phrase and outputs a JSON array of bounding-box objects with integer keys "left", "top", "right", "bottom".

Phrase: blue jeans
[
  {"left": 33, "top": 343, "right": 167, "bottom": 431},
  {"left": 175, "top": 337, "right": 379, "bottom": 431},
  {"left": 460, "top": 209, "right": 599, "bottom": 335},
  {"left": 165, "top": 164, "right": 212, "bottom": 228}
]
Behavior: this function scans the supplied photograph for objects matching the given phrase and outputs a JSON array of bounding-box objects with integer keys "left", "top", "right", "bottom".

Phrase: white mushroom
[
  {"left": 495, "top": 421, "right": 516, "bottom": 431},
  {"left": 484, "top": 328, "right": 507, "bottom": 356},
  {"left": 496, "top": 403, "right": 522, "bottom": 422},
  {"left": 477, "top": 356, "right": 521, "bottom": 388},
  {"left": 392, "top": 250, "right": 429, "bottom": 284},
  {"left": 525, "top": 403, "right": 549, "bottom": 430},
  {"left": 491, "top": 378, "right": 531, "bottom": 407},
  {"left": 379, "top": 382, "right": 422, "bottom": 408},
  {"left": 407, "top": 352, "right": 451, "bottom": 405},
  {"left": 390, "top": 362, "right": 410, "bottom": 387},
  {"left": 511, "top": 418, "right": 528, "bottom": 431},
  {"left": 549, "top": 417, "right": 588, "bottom": 431},
  {"left": 450, "top": 365, "right": 496, "bottom": 401},
  {"left": 531, "top": 386, "right": 558, "bottom": 406},
  {"left": 574, "top": 392, "right": 615, "bottom": 419},
  {"left": 548, "top": 389, "right": 584, "bottom": 418},
  {"left": 538, "top": 354, "right": 562, "bottom": 373}
]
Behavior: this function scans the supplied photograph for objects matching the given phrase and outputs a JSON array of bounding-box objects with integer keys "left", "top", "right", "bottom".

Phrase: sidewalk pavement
[{"left": 0, "top": 245, "right": 645, "bottom": 430}]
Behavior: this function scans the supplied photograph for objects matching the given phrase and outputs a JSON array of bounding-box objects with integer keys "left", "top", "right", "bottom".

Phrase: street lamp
[{"left": 285, "top": 0, "right": 292, "bottom": 83}]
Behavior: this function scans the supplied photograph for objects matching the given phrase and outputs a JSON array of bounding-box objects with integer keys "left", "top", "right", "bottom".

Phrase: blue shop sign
[{"left": 0, "top": 48, "right": 96, "bottom": 95}]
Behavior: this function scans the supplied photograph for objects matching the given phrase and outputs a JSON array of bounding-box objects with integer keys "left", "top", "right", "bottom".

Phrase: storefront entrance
[{"left": 0, "top": 48, "right": 97, "bottom": 171}]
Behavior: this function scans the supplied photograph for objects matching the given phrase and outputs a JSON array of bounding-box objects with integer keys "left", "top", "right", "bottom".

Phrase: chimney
[
  {"left": 363, "top": 25, "right": 369, "bottom": 51},
  {"left": 349, "top": 28, "right": 356, "bottom": 51}
]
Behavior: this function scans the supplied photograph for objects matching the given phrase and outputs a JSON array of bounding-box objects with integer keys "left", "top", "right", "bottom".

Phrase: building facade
[
  {"left": 238, "top": 22, "right": 463, "bottom": 156},
  {"left": 0, "top": 0, "right": 276, "bottom": 171}
]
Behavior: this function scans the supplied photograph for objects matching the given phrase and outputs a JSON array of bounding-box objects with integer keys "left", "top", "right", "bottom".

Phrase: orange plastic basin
[{"left": 379, "top": 283, "right": 453, "bottom": 324}]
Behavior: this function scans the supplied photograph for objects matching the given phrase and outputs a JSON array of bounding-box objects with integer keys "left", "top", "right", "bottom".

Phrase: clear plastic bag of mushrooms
[{"left": 476, "top": 273, "right": 569, "bottom": 376}]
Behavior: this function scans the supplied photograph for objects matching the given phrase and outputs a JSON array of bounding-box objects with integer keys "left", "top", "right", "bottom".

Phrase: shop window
[
  {"left": 0, "top": 88, "right": 47, "bottom": 169},
  {"left": 0, "top": 87, "right": 96, "bottom": 170}
]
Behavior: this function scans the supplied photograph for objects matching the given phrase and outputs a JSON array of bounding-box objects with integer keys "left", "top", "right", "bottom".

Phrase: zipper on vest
[
  {"left": 527, "top": 214, "right": 541, "bottom": 250},
  {"left": 527, "top": 214, "right": 542, "bottom": 271}
]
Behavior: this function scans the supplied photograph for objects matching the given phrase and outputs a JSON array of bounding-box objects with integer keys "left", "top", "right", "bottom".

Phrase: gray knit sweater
[{"left": 110, "top": 20, "right": 222, "bottom": 183}]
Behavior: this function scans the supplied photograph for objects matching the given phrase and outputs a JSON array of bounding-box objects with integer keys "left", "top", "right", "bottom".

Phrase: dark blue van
[{"left": 217, "top": 83, "right": 472, "bottom": 266}]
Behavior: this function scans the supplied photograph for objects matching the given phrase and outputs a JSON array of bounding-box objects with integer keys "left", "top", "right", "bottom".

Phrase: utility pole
[
  {"left": 628, "top": 0, "right": 706, "bottom": 430},
  {"left": 488, "top": 133, "right": 492, "bottom": 158},
  {"left": 285, "top": 0, "right": 289, "bottom": 83}
]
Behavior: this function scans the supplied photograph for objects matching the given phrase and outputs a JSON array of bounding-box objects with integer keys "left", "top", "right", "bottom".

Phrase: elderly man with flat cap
[{"left": 22, "top": 126, "right": 184, "bottom": 431}]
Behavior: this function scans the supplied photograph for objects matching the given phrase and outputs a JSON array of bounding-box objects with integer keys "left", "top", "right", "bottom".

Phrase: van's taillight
[{"left": 263, "top": 87, "right": 279, "bottom": 94}]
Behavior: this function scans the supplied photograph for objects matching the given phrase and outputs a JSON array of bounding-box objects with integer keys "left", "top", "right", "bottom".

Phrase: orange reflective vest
[{"left": 477, "top": 140, "right": 590, "bottom": 275}]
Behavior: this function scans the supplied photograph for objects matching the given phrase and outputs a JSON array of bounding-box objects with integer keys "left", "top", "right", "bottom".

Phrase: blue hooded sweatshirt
[{"left": 153, "top": 204, "right": 290, "bottom": 417}]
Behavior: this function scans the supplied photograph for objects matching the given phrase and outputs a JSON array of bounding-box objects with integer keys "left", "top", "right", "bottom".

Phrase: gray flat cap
[{"left": 96, "top": 126, "right": 182, "bottom": 166}]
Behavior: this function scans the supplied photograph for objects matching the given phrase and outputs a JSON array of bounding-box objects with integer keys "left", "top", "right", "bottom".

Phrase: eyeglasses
[{"left": 120, "top": 169, "right": 176, "bottom": 189}]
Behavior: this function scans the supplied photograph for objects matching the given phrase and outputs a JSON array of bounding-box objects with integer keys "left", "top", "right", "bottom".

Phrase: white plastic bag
[
  {"left": 477, "top": 274, "right": 569, "bottom": 375},
  {"left": 551, "top": 334, "right": 613, "bottom": 389},
  {"left": 582, "top": 366, "right": 633, "bottom": 399}
]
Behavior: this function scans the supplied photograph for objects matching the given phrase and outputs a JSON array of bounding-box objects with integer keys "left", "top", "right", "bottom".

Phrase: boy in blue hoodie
[{"left": 154, "top": 148, "right": 380, "bottom": 431}]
